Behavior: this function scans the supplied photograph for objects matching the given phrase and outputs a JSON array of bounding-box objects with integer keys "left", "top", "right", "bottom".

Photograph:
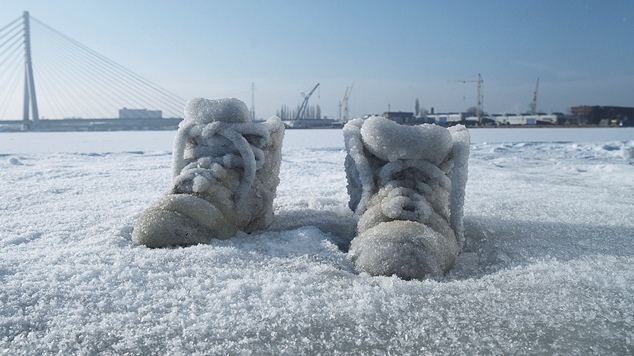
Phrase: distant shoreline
[{"left": 0, "top": 122, "right": 631, "bottom": 133}]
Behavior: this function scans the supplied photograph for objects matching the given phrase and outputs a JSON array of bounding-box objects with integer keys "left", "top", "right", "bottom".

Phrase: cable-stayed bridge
[{"left": 0, "top": 12, "right": 186, "bottom": 131}]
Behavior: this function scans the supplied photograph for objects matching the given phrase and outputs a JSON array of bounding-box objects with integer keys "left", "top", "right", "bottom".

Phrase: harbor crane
[
  {"left": 341, "top": 83, "right": 354, "bottom": 122},
  {"left": 530, "top": 78, "right": 539, "bottom": 115},
  {"left": 294, "top": 83, "right": 320, "bottom": 121},
  {"left": 449, "top": 73, "right": 483, "bottom": 124}
]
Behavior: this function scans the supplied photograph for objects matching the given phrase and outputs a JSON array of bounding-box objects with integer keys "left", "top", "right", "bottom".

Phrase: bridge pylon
[{"left": 22, "top": 11, "right": 39, "bottom": 130}]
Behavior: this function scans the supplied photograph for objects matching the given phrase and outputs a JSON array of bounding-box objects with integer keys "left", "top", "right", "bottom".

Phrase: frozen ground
[{"left": 1, "top": 127, "right": 633, "bottom": 354}]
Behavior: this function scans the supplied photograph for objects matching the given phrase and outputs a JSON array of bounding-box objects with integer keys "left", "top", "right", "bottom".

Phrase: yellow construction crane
[{"left": 449, "top": 73, "right": 483, "bottom": 124}]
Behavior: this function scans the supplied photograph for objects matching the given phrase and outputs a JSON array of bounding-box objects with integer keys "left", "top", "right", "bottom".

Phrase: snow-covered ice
[{"left": 1, "top": 127, "right": 633, "bottom": 354}]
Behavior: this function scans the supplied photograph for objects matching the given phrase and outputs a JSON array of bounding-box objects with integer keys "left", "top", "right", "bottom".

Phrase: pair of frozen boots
[{"left": 132, "top": 98, "right": 469, "bottom": 280}]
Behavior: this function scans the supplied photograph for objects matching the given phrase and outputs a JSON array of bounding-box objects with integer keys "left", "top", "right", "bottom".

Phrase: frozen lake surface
[
  {"left": 1, "top": 127, "right": 633, "bottom": 354},
  {"left": 1, "top": 126, "right": 632, "bottom": 153}
]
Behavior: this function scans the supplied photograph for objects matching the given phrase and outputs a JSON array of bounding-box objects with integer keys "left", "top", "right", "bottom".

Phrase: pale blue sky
[{"left": 2, "top": 0, "right": 633, "bottom": 119}]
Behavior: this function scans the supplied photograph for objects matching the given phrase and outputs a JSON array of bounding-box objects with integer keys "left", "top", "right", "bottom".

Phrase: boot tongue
[
  {"left": 360, "top": 116, "right": 453, "bottom": 164},
  {"left": 184, "top": 97, "right": 251, "bottom": 124}
]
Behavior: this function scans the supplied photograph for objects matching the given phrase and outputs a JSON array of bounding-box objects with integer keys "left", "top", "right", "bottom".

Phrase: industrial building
[
  {"left": 489, "top": 114, "right": 559, "bottom": 125},
  {"left": 426, "top": 112, "right": 471, "bottom": 126},
  {"left": 119, "top": 108, "right": 162, "bottom": 119},
  {"left": 423, "top": 112, "right": 561, "bottom": 126},
  {"left": 383, "top": 111, "right": 428, "bottom": 125},
  {"left": 570, "top": 106, "right": 634, "bottom": 126}
]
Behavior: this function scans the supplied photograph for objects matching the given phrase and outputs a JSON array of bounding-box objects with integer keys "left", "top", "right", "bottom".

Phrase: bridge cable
[
  {"left": 33, "top": 31, "right": 133, "bottom": 118},
  {"left": 0, "top": 16, "right": 21, "bottom": 35},
  {"left": 32, "top": 20, "right": 184, "bottom": 118},
  {"left": 31, "top": 17, "right": 186, "bottom": 116}
]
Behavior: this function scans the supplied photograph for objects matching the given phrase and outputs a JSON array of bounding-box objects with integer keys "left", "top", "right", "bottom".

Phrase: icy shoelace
[
  {"left": 170, "top": 120, "right": 272, "bottom": 210},
  {"left": 375, "top": 157, "right": 454, "bottom": 224},
  {"left": 346, "top": 123, "right": 454, "bottom": 228}
]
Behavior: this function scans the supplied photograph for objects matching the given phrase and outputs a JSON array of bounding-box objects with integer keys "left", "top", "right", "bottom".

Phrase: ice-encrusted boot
[
  {"left": 132, "top": 97, "right": 284, "bottom": 247},
  {"left": 343, "top": 116, "right": 469, "bottom": 279}
]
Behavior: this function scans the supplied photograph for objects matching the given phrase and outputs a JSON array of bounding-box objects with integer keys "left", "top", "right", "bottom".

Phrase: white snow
[{"left": 1, "top": 127, "right": 633, "bottom": 354}]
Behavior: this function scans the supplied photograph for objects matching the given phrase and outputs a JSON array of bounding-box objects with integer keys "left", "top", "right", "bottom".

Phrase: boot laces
[
  {"left": 375, "top": 156, "right": 454, "bottom": 223},
  {"left": 170, "top": 121, "right": 272, "bottom": 209}
]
